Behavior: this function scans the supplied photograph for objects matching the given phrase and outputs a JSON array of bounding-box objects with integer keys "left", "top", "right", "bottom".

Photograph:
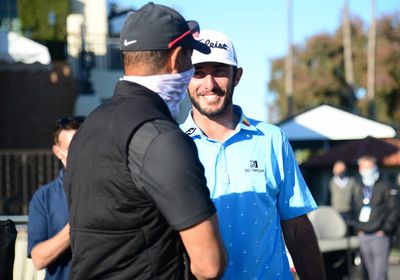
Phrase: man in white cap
[
  {"left": 181, "top": 30, "right": 325, "bottom": 279},
  {"left": 64, "top": 4, "right": 226, "bottom": 279}
]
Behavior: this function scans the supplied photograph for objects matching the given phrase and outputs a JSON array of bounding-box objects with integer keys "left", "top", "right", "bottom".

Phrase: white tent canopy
[
  {"left": 279, "top": 105, "right": 396, "bottom": 141},
  {"left": 0, "top": 31, "right": 51, "bottom": 64}
]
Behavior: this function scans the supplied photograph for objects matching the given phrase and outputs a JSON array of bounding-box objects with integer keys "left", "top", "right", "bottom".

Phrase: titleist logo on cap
[{"left": 199, "top": 39, "right": 228, "bottom": 50}]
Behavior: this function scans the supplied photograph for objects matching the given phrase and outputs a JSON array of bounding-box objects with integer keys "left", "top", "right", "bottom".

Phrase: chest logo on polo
[
  {"left": 185, "top": 127, "right": 196, "bottom": 135},
  {"left": 245, "top": 160, "right": 264, "bottom": 173}
]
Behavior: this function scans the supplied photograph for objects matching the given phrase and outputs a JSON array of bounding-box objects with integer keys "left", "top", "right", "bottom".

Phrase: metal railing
[
  {"left": 0, "top": 150, "right": 62, "bottom": 215},
  {"left": 67, "top": 32, "right": 122, "bottom": 71}
]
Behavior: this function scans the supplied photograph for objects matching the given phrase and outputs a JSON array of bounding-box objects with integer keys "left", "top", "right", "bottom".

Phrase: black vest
[{"left": 64, "top": 81, "right": 187, "bottom": 279}]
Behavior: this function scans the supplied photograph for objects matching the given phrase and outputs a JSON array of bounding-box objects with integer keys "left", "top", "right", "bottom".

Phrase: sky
[{"left": 112, "top": 0, "right": 400, "bottom": 122}]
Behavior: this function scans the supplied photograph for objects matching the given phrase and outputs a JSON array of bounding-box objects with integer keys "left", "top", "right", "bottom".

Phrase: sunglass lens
[
  {"left": 74, "top": 116, "right": 85, "bottom": 124},
  {"left": 57, "top": 118, "right": 69, "bottom": 127},
  {"left": 57, "top": 116, "right": 85, "bottom": 128},
  {"left": 187, "top": 21, "right": 200, "bottom": 37}
]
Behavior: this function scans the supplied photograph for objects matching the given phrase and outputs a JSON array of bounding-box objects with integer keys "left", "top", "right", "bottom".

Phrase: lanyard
[{"left": 362, "top": 186, "right": 372, "bottom": 204}]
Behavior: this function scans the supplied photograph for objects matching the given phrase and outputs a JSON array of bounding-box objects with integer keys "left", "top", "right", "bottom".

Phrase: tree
[
  {"left": 372, "top": 13, "right": 400, "bottom": 125},
  {"left": 269, "top": 13, "right": 400, "bottom": 126},
  {"left": 17, "top": 0, "right": 70, "bottom": 42}
]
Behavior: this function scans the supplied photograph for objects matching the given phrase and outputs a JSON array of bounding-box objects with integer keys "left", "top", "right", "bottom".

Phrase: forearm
[
  {"left": 281, "top": 215, "right": 326, "bottom": 280},
  {"left": 180, "top": 214, "right": 227, "bottom": 279},
  {"left": 31, "top": 223, "right": 70, "bottom": 270}
]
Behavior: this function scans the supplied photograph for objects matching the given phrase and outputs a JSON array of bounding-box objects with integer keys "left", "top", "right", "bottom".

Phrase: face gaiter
[
  {"left": 360, "top": 166, "right": 379, "bottom": 187},
  {"left": 123, "top": 67, "right": 195, "bottom": 118}
]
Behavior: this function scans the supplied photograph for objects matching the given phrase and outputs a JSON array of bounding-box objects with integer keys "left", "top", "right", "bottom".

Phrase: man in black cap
[{"left": 64, "top": 3, "right": 226, "bottom": 279}]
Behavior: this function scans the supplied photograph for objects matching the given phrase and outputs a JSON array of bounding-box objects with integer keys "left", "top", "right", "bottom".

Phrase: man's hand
[{"left": 31, "top": 223, "right": 70, "bottom": 270}]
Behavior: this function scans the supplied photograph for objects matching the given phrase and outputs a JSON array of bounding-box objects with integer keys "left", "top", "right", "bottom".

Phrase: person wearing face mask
[
  {"left": 329, "top": 161, "right": 357, "bottom": 225},
  {"left": 353, "top": 155, "right": 400, "bottom": 280},
  {"left": 63, "top": 3, "right": 226, "bottom": 280},
  {"left": 27, "top": 116, "right": 84, "bottom": 280}
]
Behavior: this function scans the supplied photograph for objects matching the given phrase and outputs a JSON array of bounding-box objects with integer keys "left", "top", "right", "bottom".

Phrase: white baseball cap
[{"left": 192, "top": 30, "right": 238, "bottom": 67}]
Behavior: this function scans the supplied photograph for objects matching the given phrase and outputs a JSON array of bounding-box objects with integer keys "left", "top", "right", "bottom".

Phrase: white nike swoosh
[{"left": 124, "top": 39, "right": 137, "bottom": 46}]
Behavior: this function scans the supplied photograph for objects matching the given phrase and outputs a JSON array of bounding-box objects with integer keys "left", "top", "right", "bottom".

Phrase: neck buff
[
  {"left": 360, "top": 166, "right": 380, "bottom": 187},
  {"left": 123, "top": 67, "right": 194, "bottom": 118}
]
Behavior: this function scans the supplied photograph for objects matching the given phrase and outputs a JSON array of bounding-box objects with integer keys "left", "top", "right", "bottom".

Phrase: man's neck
[
  {"left": 192, "top": 108, "right": 240, "bottom": 142},
  {"left": 124, "top": 64, "right": 170, "bottom": 76}
]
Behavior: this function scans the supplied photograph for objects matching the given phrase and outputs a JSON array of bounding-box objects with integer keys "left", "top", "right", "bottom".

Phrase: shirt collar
[
  {"left": 57, "top": 168, "right": 65, "bottom": 183},
  {"left": 181, "top": 105, "right": 257, "bottom": 138},
  {"left": 234, "top": 105, "right": 257, "bottom": 132}
]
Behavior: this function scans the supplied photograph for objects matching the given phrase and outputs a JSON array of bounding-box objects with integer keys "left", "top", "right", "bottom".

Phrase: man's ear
[
  {"left": 234, "top": 67, "right": 243, "bottom": 87},
  {"left": 52, "top": 145, "right": 62, "bottom": 161},
  {"left": 167, "top": 46, "right": 183, "bottom": 74}
]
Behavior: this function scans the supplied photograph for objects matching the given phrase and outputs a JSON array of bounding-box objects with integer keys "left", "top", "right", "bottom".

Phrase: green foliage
[
  {"left": 17, "top": 0, "right": 70, "bottom": 42},
  {"left": 294, "top": 149, "right": 314, "bottom": 165},
  {"left": 269, "top": 13, "right": 400, "bottom": 126}
]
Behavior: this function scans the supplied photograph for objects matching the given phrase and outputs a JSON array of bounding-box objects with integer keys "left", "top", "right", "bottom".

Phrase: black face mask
[{"left": 337, "top": 172, "right": 346, "bottom": 179}]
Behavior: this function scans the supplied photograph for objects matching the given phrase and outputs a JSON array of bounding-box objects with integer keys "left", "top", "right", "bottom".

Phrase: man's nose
[{"left": 204, "top": 74, "right": 216, "bottom": 90}]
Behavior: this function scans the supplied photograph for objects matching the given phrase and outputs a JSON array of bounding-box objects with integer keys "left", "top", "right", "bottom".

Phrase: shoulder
[
  {"left": 30, "top": 177, "right": 61, "bottom": 203},
  {"left": 135, "top": 119, "right": 187, "bottom": 143},
  {"left": 147, "top": 119, "right": 181, "bottom": 132},
  {"left": 248, "top": 117, "right": 286, "bottom": 140},
  {"left": 377, "top": 178, "right": 396, "bottom": 191},
  {"left": 29, "top": 181, "right": 54, "bottom": 215},
  {"left": 376, "top": 177, "right": 390, "bottom": 187},
  {"left": 348, "top": 177, "right": 358, "bottom": 185},
  {"left": 32, "top": 180, "right": 56, "bottom": 197},
  {"left": 245, "top": 117, "right": 290, "bottom": 155},
  {"left": 250, "top": 118, "right": 280, "bottom": 132},
  {"left": 133, "top": 119, "right": 196, "bottom": 154}
]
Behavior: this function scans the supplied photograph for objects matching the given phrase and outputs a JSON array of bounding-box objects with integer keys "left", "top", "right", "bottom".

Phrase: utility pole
[
  {"left": 367, "top": 0, "right": 377, "bottom": 119},
  {"left": 342, "top": 0, "right": 356, "bottom": 112},
  {"left": 285, "top": 0, "right": 294, "bottom": 118}
]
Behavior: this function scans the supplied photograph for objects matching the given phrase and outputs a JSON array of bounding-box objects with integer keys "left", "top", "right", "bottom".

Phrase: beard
[{"left": 188, "top": 80, "right": 234, "bottom": 119}]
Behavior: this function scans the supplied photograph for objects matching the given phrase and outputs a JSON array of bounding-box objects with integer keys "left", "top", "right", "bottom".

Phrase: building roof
[
  {"left": 279, "top": 105, "right": 396, "bottom": 141},
  {"left": 382, "top": 138, "right": 400, "bottom": 167},
  {"left": 301, "top": 136, "right": 400, "bottom": 167},
  {"left": 0, "top": 31, "right": 51, "bottom": 65}
]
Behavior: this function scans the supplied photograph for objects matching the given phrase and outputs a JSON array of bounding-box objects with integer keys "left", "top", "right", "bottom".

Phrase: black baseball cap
[{"left": 119, "top": 2, "right": 210, "bottom": 54}]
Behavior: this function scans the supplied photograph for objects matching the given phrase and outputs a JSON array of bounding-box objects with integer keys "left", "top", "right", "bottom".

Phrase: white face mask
[
  {"left": 123, "top": 67, "right": 195, "bottom": 118},
  {"left": 360, "top": 166, "right": 379, "bottom": 187}
]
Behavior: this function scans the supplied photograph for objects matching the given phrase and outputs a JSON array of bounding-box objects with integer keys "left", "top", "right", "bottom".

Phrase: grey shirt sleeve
[{"left": 128, "top": 119, "right": 216, "bottom": 230}]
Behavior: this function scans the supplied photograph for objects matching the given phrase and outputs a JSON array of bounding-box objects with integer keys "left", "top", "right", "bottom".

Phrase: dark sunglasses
[
  {"left": 168, "top": 20, "right": 200, "bottom": 49},
  {"left": 56, "top": 116, "right": 85, "bottom": 128}
]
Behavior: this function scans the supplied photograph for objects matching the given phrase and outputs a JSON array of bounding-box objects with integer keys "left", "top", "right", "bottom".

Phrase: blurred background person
[
  {"left": 353, "top": 155, "right": 400, "bottom": 280},
  {"left": 27, "top": 116, "right": 84, "bottom": 280},
  {"left": 329, "top": 160, "right": 357, "bottom": 225},
  {"left": 0, "top": 219, "right": 17, "bottom": 280}
]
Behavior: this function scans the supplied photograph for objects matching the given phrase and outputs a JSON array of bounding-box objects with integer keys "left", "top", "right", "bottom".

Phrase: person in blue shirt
[
  {"left": 181, "top": 30, "right": 325, "bottom": 280},
  {"left": 28, "top": 116, "right": 84, "bottom": 280}
]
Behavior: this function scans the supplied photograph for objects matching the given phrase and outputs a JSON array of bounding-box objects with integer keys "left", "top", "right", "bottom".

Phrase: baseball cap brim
[
  {"left": 170, "top": 20, "right": 211, "bottom": 54},
  {"left": 182, "top": 36, "right": 211, "bottom": 54}
]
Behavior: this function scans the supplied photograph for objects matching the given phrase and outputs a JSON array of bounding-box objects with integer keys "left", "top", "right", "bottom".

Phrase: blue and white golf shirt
[{"left": 181, "top": 106, "right": 317, "bottom": 280}]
